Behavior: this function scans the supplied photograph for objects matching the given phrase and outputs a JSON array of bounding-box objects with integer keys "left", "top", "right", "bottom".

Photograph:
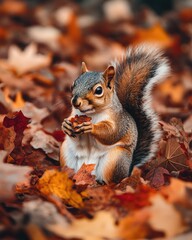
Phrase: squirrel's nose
[{"left": 72, "top": 96, "right": 82, "bottom": 108}]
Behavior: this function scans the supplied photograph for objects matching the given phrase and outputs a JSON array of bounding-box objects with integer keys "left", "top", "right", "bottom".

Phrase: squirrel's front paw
[
  {"left": 74, "top": 121, "right": 93, "bottom": 135},
  {"left": 62, "top": 118, "right": 76, "bottom": 137}
]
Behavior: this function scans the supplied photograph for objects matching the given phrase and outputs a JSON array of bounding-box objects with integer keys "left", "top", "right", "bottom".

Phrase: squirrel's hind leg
[{"left": 100, "top": 146, "right": 133, "bottom": 184}]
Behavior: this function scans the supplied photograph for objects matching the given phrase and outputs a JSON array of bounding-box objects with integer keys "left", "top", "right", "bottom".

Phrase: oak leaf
[{"left": 37, "top": 169, "right": 84, "bottom": 208}]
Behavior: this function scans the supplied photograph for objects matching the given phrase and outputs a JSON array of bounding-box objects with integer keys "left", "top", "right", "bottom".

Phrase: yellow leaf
[{"left": 37, "top": 169, "right": 83, "bottom": 208}]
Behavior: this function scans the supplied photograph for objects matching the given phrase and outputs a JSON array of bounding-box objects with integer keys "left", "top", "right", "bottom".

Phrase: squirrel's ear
[
  {"left": 103, "top": 65, "right": 115, "bottom": 89},
  {"left": 81, "top": 62, "right": 88, "bottom": 73}
]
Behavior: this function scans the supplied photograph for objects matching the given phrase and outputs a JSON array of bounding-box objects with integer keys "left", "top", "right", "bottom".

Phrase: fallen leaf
[
  {"left": 133, "top": 24, "right": 174, "bottom": 48},
  {"left": 0, "top": 162, "right": 32, "bottom": 200},
  {"left": 0, "top": 123, "right": 16, "bottom": 153},
  {"left": 21, "top": 102, "right": 50, "bottom": 124},
  {"left": 73, "top": 163, "right": 96, "bottom": 185},
  {"left": 160, "top": 178, "right": 192, "bottom": 203},
  {"left": 37, "top": 169, "right": 84, "bottom": 208},
  {"left": 158, "top": 76, "right": 185, "bottom": 105},
  {"left": 23, "top": 199, "right": 68, "bottom": 226},
  {"left": 115, "top": 185, "right": 154, "bottom": 210},
  {"left": 118, "top": 209, "right": 150, "bottom": 239},
  {"left": 30, "top": 130, "right": 60, "bottom": 161},
  {"left": 4, "top": 88, "right": 25, "bottom": 110},
  {"left": 146, "top": 167, "right": 170, "bottom": 188},
  {"left": 27, "top": 26, "right": 61, "bottom": 50},
  {"left": 7, "top": 44, "right": 51, "bottom": 75},
  {"left": 148, "top": 195, "right": 186, "bottom": 237},
  {"left": 159, "top": 137, "right": 189, "bottom": 172},
  {"left": 47, "top": 211, "right": 117, "bottom": 240}
]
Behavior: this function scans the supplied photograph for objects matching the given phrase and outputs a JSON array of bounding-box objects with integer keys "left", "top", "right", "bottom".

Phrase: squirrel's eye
[{"left": 94, "top": 86, "right": 103, "bottom": 96}]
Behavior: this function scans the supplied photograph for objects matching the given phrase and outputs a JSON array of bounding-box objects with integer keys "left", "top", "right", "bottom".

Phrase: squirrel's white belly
[{"left": 63, "top": 134, "right": 110, "bottom": 173}]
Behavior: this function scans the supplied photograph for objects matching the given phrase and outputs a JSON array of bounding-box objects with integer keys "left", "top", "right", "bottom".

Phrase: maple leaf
[
  {"left": 36, "top": 169, "right": 84, "bottom": 208},
  {"left": 3, "top": 111, "right": 30, "bottom": 147},
  {"left": 73, "top": 163, "right": 96, "bottom": 185},
  {"left": 7, "top": 44, "right": 51, "bottom": 75}
]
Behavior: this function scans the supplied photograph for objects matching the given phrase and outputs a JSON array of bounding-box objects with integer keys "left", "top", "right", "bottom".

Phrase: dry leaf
[
  {"left": 118, "top": 209, "right": 150, "bottom": 239},
  {"left": 0, "top": 162, "right": 32, "bottom": 200},
  {"left": 159, "top": 137, "right": 189, "bottom": 172},
  {"left": 37, "top": 169, "right": 84, "bottom": 208},
  {"left": 47, "top": 211, "right": 117, "bottom": 240},
  {"left": 27, "top": 26, "right": 61, "bottom": 50},
  {"left": 30, "top": 130, "right": 60, "bottom": 161},
  {"left": 7, "top": 44, "right": 51, "bottom": 75},
  {"left": 148, "top": 195, "right": 186, "bottom": 237},
  {"left": 73, "top": 163, "right": 96, "bottom": 185},
  {"left": 133, "top": 24, "right": 174, "bottom": 48}
]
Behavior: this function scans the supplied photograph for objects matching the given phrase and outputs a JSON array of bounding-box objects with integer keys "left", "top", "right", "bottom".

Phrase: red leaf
[
  {"left": 51, "top": 130, "right": 65, "bottom": 142},
  {"left": 115, "top": 185, "right": 154, "bottom": 210},
  {"left": 3, "top": 111, "right": 30, "bottom": 134}
]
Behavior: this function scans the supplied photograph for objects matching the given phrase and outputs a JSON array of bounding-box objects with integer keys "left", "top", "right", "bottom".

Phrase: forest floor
[{"left": 0, "top": 0, "right": 192, "bottom": 239}]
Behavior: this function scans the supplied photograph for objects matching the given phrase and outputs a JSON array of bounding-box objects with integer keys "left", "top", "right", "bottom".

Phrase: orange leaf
[
  {"left": 37, "top": 169, "right": 84, "bottom": 208},
  {"left": 133, "top": 24, "right": 173, "bottom": 48},
  {"left": 73, "top": 163, "right": 96, "bottom": 185}
]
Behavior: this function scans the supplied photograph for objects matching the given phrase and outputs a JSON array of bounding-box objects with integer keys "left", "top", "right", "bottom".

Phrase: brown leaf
[
  {"left": 146, "top": 167, "right": 170, "bottom": 188},
  {"left": 73, "top": 163, "right": 96, "bottom": 185},
  {"left": 30, "top": 130, "right": 60, "bottom": 161},
  {"left": 6, "top": 44, "right": 51, "bottom": 75},
  {"left": 159, "top": 137, "right": 189, "bottom": 172}
]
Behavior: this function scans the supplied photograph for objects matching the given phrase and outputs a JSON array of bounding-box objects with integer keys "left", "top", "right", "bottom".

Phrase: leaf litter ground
[{"left": 0, "top": 0, "right": 192, "bottom": 239}]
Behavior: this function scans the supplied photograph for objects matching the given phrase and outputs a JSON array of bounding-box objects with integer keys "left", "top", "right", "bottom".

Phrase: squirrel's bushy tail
[{"left": 113, "top": 44, "right": 170, "bottom": 171}]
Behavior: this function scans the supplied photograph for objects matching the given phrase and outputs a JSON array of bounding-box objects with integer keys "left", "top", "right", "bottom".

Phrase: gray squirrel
[{"left": 60, "top": 44, "right": 170, "bottom": 183}]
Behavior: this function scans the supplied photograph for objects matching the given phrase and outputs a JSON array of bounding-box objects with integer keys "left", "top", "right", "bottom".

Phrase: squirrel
[{"left": 60, "top": 44, "right": 170, "bottom": 184}]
